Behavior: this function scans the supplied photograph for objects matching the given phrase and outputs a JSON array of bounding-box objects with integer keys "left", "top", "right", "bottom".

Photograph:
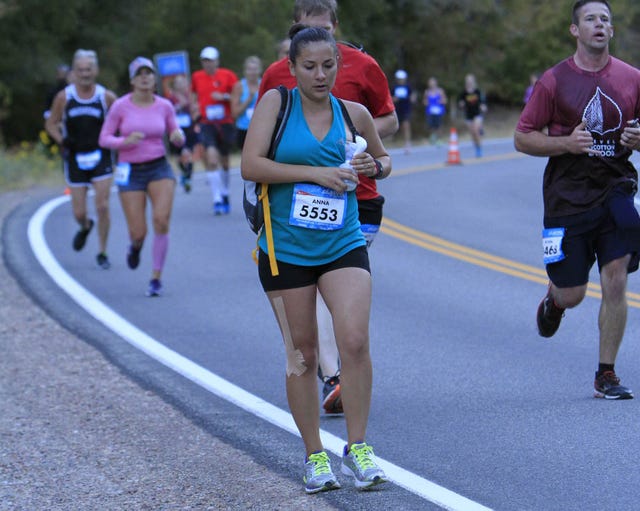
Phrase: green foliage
[
  {"left": 1, "top": 0, "right": 640, "bottom": 145},
  {"left": 0, "top": 141, "right": 64, "bottom": 191}
]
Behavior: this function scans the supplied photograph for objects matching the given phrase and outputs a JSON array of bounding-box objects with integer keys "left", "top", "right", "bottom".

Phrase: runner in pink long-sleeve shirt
[{"left": 99, "top": 56, "right": 185, "bottom": 297}]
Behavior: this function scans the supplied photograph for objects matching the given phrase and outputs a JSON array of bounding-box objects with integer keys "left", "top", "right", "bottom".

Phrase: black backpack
[{"left": 242, "top": 85, "right": 292, "bottom": 234}]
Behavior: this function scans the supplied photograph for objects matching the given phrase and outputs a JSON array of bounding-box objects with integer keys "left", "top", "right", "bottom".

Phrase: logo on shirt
[
  {"left": 583, "top": 87, "right": 621, "bottom": 157},
  {"left": 583, "top": 86, "right": 622, "bottom": 136},
  {"left": 68, "top": 106, "right": 102, "bottom": 119}
]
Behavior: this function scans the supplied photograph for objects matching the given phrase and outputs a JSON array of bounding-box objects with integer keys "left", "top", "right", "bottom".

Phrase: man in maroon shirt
[
  {"left": 259, "top": 0, "right": 397, "bottom": 414},
  {"left": 515, "top": 0, "right": 640, "bottom": 400}
]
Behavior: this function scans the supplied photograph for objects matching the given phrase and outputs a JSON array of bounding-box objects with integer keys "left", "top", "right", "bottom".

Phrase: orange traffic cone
[
  {"left": 63, "top": 187, "right": 71, "bottom": 195},
  {"left": 446, "top": 127, "right": 462, "bottom": 165}
]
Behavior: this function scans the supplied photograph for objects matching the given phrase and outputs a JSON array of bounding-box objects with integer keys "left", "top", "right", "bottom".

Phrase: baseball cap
[
  {"left": 395, "top": 69, "right": 408, "bottom": 80},
  {"left": 200, "top": 46, "right": 220, "bottom": 60},
  {"left": 129, "top": 56, "right": 155, "bottom": 79}
]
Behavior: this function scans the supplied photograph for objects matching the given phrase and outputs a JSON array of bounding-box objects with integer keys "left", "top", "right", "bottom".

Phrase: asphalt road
[{"left": 5, "top": 139, "right": 640, "bottom": 510}]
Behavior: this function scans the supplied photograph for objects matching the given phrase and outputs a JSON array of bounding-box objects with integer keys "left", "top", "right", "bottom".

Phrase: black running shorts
[{"left": 258, "top": 245, "right": 370, "bottom": 292}]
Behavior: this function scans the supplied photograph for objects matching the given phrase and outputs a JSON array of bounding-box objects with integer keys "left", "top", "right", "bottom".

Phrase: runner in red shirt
[
  {"left": 258, "top": 0, "right": 398, "bottom": 415},
  {"left": 191, "top": 46, "right": 238, "bottom": 215}
]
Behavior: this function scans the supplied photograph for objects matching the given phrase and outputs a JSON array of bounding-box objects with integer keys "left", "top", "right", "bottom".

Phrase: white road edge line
[{"left": 27, "top": 194, "right": 493, "bottom": 511}]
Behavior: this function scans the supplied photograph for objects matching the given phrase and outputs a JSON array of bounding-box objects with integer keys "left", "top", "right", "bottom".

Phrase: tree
[{"left": 1, "top": 0, "right": 639, "bottom": 145}]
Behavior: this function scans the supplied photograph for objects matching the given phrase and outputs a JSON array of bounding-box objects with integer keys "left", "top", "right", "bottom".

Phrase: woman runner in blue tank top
[{"left": 241, "top": 26, "right": 391, "bottom": 493}]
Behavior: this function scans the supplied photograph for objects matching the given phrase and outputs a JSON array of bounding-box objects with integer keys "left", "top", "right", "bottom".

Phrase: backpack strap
[
  {"left": 268, "top": 85, "right": 292, "bottom": 158},
  {"left": 263, "top": 85, "right": 293, "bottom": 277},
  {"left": 337, "top": 98, "right": 358, "bottom": 142}
]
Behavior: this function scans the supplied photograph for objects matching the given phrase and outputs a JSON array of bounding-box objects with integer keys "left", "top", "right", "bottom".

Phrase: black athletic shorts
[
  {"left": 64, "top": 148, "right": 113, "bottom": 186},
  {"left": 169, "top": 125, "right": 198, "bottom": 154},
  {"left": 544, "top": 187, "right": 640, "bottom": 288},
  {"left": 198, "top": 123, "right": 235, "bottom": 156},
  {"left": 258, "top": 245, "right": 370, "bottom": 292}
]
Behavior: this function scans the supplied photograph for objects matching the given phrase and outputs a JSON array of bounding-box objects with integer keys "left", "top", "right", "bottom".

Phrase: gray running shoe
[
  {"left": 96, "top": 252, "right": 111, "bottom": 270},
  {"left": 341, "top": 442, "right": 388, "bottom": 490},
  {"left": 594, "top": 371, "right": 634, "bottom": 400},
  {"left": 303, "top": 451, "right": 341, "bottom": 494}
]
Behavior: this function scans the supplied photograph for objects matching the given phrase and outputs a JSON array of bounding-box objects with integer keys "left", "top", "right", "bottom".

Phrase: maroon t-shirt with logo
[{"left": 517, "top": 56, "right": 640, "bottom": 217}]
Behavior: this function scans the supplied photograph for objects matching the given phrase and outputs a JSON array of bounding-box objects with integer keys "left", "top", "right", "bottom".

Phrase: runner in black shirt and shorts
[{"left": 46, "top": 49, "right": 117, "bottom": 269}]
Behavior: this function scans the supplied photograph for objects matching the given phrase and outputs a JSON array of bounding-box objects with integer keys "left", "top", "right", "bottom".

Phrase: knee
[
  {"left": 553, "top": 285, "right": 586, "bottom": 309},
  {"left": 286, "top": 342, "right": 318, "bottom": 377},
  {"left": 152, "top": 215, "right": 170, "bottom": 234},
  {"left": 602, "top": 258, "right": 630, "bottom": 299},
  {"left": 338, "top": 331, "right": 369, "bottom": 363},
  {"left": 95, "top": 201, "right": 109, "bottom": 219}
]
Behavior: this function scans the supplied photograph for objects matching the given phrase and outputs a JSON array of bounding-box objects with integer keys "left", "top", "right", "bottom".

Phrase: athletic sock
[
  {"left": 597, "top": 363, "right": 615, "bottom": 377},
  {"left": 207, "top": 170, "right": 222, "bottom": 203},
  {"left": 221, "top": 168, "right": 230, "bottom": 197}
]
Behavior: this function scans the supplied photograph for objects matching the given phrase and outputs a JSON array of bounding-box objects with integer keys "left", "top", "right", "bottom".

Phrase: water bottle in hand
[{"left": 340, "top": 135, "right": 367, "bottom": 192}]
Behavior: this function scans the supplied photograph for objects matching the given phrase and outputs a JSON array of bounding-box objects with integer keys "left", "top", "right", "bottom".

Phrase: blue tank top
[
  {"left": 426, "top": 91, "right": 445, "bottom": 116},
  {"left": 258, "top": 88, "right": 365, "bottom": 266},
  {"left": 236, "top": 79, "right": 259, "bottom": 131}
]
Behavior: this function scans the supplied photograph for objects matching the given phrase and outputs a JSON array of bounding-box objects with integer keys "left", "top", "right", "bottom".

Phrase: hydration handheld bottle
[{"left": 340, "top": 135, "right": 367, "bottom": 192}]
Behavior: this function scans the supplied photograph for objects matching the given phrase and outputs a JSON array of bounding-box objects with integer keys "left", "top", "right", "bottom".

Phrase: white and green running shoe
[
  {"left": 341, "top": 442, "right": 388, "bottom": 489},
  {"left": 303, "top": 451, "right": 341, "bottom": 494}
]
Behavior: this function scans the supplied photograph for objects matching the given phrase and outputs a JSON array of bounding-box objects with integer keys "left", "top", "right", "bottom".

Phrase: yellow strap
[{"left": 260, "top": 184, "right": 279, "bottom": 276}]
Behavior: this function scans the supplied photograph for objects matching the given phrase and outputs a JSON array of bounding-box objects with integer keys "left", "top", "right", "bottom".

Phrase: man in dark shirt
[{"left": 515, "top": 0, "right": 640, "bottom": 400}]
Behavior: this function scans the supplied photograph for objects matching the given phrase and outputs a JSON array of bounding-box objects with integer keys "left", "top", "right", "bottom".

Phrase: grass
[
  {"left": 0, "top": 133, "right": 64, "bottom": 191},
  {"left": 1, "top": 106, "right": 524, "bottom": 190},
  {"left": 385, "top": 104, "right": 522, "bottom": 148}
]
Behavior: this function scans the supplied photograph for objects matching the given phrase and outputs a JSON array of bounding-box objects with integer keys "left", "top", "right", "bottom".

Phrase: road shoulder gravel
[{"left": 0, "top": 188, "right": 337, "bottom": 511}]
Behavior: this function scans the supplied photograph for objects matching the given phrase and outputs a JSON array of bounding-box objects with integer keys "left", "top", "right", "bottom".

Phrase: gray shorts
[{"left": 117, "top": 157, "right": 175, "bottom": 192}]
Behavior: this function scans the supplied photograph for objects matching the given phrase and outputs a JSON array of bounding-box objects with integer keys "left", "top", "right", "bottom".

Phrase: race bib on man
[
  {"left": 289, "top": 184, "right": 346, "bottom": 230},
  {"left": 176, "top": 113, "right": 192, "bottom": 128},
  {"left": 542, "top": 227, "right": 566, "bottom": 264},
  {"left": 75, "top": 149, "right": 102, "bottom": 171},
  {"left": 205, "top": 104, "right": 225, "bottom": 121},
  {"left": 114, "top": 162, "right": 131, "bottom": 186},
  {"left": 395, "top": 86, "right": 409, "bottom": 99}
]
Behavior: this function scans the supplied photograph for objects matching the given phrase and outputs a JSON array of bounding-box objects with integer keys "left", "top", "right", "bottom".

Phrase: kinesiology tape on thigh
[{"left": 272, "top": 296, "right": 307, "bottom": 377}]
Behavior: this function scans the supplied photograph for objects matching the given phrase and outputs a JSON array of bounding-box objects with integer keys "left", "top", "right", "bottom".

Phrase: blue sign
[{"left": 154, "top": 51, "right": 189, "bottom": 77}]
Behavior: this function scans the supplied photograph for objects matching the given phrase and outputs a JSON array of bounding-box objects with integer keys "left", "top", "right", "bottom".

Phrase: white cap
[
  {"left": 200, "top": 46, "right": 220, "bottom": 60},
  {"left": 128, "top": 56, "right": 155, "bottom": 79},
  {"left": 395, "top": 69, "right": 408, "bottom": 80}
]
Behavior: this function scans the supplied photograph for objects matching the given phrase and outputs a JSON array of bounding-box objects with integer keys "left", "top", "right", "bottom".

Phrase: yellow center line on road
[
  {"left": 390, "top": 151, "right": 527, "bottom": 177},
  {"left": 381, "top": 217, "right": 640, "bottom": 308}
]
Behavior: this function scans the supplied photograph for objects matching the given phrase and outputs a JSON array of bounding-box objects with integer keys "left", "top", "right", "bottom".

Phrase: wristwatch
[{"left": 373, "top": 159, "right": 384, "bottom": 179}]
